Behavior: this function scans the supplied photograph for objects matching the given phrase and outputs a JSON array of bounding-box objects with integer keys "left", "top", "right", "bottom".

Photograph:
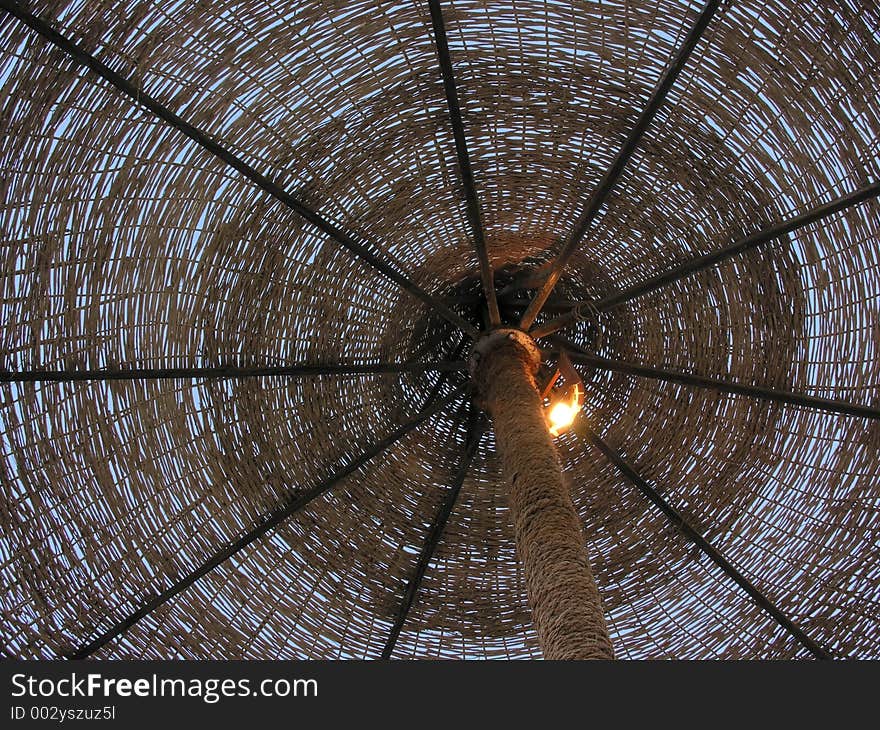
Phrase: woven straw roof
[{"left": 1, "top": 0, "right": 879, "bottom": 659}]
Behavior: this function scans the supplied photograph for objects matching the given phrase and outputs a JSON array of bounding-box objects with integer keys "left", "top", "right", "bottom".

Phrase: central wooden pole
[{"left": 472, "top": 330, "right": 613, "bottom": 659}]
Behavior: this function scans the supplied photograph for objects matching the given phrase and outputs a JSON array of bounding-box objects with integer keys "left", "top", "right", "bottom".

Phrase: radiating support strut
[
  {"left": 0, "top": 0, "right": 477, "bottom": 340},
  {"left": 576, "top": 422, "right": 832, "bottom": 660},
  {"left": 530, "top": 181, "right": 880, "bottom": 338},
  {"left": 556, "top": 343, "right": 880, "bottom": 420},
  {"left": 381, "top": 408, "right": 485, "bottom": 659},
  {"left": 428, "top": 0, "right": 500, "bottom": 326},
  {"left": 65, "top": 385, "right": 468, "bottom": 659},
  {"left": 0, "top": 361, "right": 467, "bottom": 384},
  {"left": 518, "top": 0, "right": 721, "bottom": 330}
]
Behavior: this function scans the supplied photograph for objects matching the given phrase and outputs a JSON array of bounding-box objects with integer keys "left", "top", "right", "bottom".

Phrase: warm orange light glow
[{"left": 547, "top": 384, "right": 582, "bottom": 437}]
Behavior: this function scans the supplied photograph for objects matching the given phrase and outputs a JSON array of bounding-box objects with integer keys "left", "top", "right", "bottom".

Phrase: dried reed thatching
[{"left": 1, "top": 0, "right": 879, "bottom": 659}]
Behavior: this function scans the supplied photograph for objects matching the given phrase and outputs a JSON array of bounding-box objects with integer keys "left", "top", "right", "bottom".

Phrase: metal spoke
[
  {"left": 421, "top": 336, "right": 471, "bottom": 407},
  {"left": 64, "top": 384, "right": 468, "bottom": 659},
  {"left": 428, "top": 0, "right": 499, "bottom": 326},
  {"left": 576, "top": 422, "right": 832, "bottom": 660},
  {"left": 518, "top": 0, "right": 721, "bottom": 330},
  {"left": 381, "top": 407, "right": 485, "bottom": 659},
  {"left": 0, "top": 0, "right": 478, "bottom": 340},
  {"left": 530, "top": 181, "right": 880, "bottom": 338},
  {"left": 1, "top": 361, "right": 466, "bottom": 384},
  {"left": 557, "top": 344, "right": 880, "bottom": 420}
]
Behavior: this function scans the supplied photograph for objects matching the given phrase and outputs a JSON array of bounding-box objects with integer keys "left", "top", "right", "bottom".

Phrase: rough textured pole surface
[{"left": 474, "top": 332, "right": 614, "bottom": 659}]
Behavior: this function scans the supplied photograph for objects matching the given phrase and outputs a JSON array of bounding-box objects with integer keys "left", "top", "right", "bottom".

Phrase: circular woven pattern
[{"left": 1, "top": 0, "right": 879, "bottom": 659}]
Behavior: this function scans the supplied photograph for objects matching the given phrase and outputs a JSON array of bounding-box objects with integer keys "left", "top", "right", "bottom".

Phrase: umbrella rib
[
  {"left": 1, "top": 361, "right": 467, "bottom": 383},
  {"left": 381, "top": 408, "right": 484, "bottom": 659},
  {"left": 530, "top": 181, "right": 880, "bottom": 338},
  {"left": 372, "top": 357, "right": 469, "bottom": 658},
  {"left": 421, "top": 336, "right": 471, "bottom": 406},
  {"left": 577, "top": 423, "right": 832, "bottom": 660},
  {"left": 558, "top": 344, "right": 880, "bottom": 420},
  {"left": 427, "top": 0, "right": 500, "bottom": 326},
  {"left": 63, "top": 384, "right": 469, "bottom": 659},
  {"left": 518, "top": 0, "right": 721, "bottom": 330},
  {"left": 0, "top": 0, "right": 478, "bottom": 341}
]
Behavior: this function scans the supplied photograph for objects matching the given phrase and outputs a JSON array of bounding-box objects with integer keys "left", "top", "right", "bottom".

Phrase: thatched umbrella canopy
[{"left": 1, "top": 0, "right": 878, "bottom": 659}]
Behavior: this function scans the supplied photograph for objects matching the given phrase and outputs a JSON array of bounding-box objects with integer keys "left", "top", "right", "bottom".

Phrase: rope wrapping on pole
[{"left": 473, "top": 330, "right": 613, "bottom": 659}]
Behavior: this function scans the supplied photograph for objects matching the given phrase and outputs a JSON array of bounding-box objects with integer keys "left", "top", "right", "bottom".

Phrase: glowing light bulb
[{"left": 546, "top": 384, "right": 582, "bottom": 437}]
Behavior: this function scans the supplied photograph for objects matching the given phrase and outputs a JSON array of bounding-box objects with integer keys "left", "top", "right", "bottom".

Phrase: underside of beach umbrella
[{"left": 1, "top": 0, "right": 879, "bottom": 659}]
